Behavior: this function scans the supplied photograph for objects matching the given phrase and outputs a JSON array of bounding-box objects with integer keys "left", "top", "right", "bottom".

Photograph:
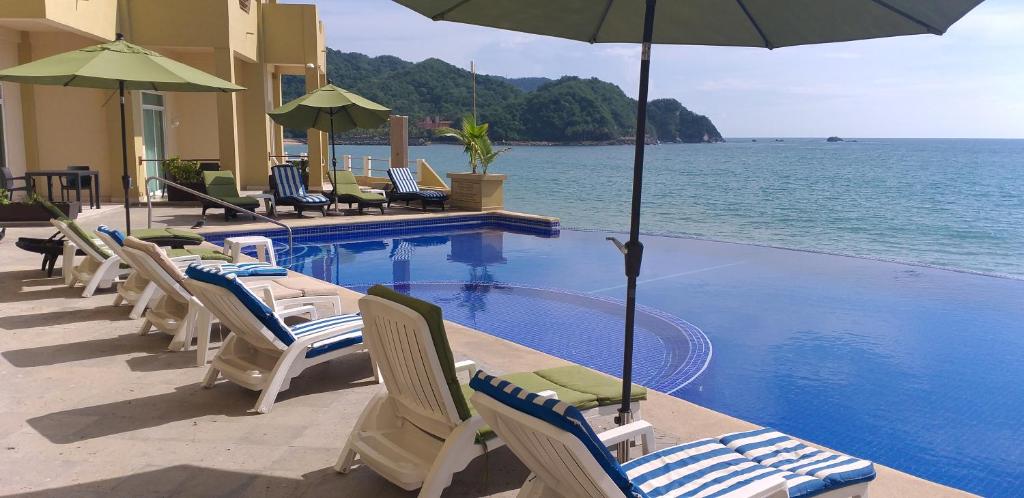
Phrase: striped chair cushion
[
  {"left": 469, "top": 371, "right": 639, "bottom": 497},
  {"left": 282, "top": 193, "right": 329, "bottom": 204},
  {"left": 418, "top": 190, "right": 448, "bottom": 200},
  {"left": 622, "top": 438, "right": 827, "bottom": 498},
  {"left": 720, "top": 428, "right": 876, "bottom": 490},
  {"left": 387, "top": 167, "right": 420, "bottom": 194},
  {"left": 185, "top": 264, "right": 294, "bottom": 346},
  {"left": 97, "top": 225, "right": 126, "bottom": 246},
  {"left": 292, "top": 314, "right": 363, "bottom": 358},
  {"left": 271, "top": 165, "right": 309, "bottom": 198}
]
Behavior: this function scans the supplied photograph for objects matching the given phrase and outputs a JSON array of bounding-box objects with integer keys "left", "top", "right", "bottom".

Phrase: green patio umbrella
[
  {"left": 268, "top": 83, "right": 390, "bottom": 211},
  {"left": 394, "top": 0, "right": 984, "bottom": 459},
  {"left": 0, "top": 33, "right": 244, "bottom": 234}
]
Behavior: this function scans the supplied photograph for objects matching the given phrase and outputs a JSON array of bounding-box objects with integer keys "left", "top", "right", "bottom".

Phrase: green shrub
[{"left": 164, "top": 157, "right": 201, "bottom": 184}]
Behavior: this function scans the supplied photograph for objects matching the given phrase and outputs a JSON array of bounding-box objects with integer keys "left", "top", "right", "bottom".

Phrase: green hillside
[{"left": 282, "top": 50, "right": 723, "bottom": 144}]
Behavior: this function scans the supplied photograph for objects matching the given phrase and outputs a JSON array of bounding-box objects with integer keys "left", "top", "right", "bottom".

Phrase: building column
[
  {"left": 238, "top": 60, "right": 272, "bottom": 190},
  {"left": 304, "top": 64, "right": 326, "bottom": 190},
  {"left": 214, "top": 47, "right": 241, "bottom": 182},
  {"left": 270, "top": 68, "right": 284, "bottom": 162}
]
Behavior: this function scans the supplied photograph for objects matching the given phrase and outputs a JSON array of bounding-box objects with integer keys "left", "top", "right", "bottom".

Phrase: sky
[{"left": 287, "top": 0, "right": 1023, "bottom": 139}]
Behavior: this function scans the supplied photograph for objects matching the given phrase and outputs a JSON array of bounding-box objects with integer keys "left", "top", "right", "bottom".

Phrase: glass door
[{"left": 141, "top": 92, "right": 166, "bottom": 195}]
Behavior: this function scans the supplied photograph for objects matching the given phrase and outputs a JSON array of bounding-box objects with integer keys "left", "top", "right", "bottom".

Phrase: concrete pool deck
[{"left": 0, "top": 205, "right": 973, "bottom": 497}]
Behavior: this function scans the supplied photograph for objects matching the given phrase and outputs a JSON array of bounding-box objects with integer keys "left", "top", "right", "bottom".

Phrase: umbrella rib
[
  {"left": 734, "top": 0, "right": 774, "bottom": 49},
  {"left": 431, "top": 0, "right": 474, "bottom": 21},
  {"left": 868, "top": 0, "right": 943, "bottom": 34},
  {"left": 589, "top": 0, "right": 615, "bottom": 43}
]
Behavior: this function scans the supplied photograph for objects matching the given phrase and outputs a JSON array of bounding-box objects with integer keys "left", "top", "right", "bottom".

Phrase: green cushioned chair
[
  {"left": 329, "top": 170, "right": 386, "bottom": 214},
  {"left": 336, "top": 285, "right": 646, "bottom": 496},
  {"left": 202, "top": 171, "right": 261, "bottom": 221}
]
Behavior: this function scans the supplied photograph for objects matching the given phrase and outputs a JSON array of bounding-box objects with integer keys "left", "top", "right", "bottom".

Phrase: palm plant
[{"left": 436, "top": 116, "right": 509, "bottom": 174}]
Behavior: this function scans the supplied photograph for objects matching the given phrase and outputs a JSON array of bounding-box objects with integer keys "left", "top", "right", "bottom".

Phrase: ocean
[{"left": 286, "top": 138, "right": 1024, "bottom": 278}]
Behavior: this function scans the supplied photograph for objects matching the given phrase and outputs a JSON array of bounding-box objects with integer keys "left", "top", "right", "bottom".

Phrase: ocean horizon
[{"left": 286, "top": 137, "right": 1024, "bottom": 279}]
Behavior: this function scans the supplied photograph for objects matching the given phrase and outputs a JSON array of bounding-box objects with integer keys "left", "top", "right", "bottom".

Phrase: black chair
[
  {"left": 59, "top": 165, "right": 93, "bottom": 205},
  {"left": 199, "top": 162, "right": 220, "bottom": 172},
  {"left": 0, "top": 166, "right": 31, "bottom": 201}
]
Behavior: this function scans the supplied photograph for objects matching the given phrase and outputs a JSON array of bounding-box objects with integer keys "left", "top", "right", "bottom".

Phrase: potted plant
[
  {"left": 438, "top": 117, "right": 510, "bottom": 211},
  {"left": 0, "top": 190, "right": 81, "bottom": 222},
  {"left": 163, "top": 157, "right": 203, "bottom": 201}
]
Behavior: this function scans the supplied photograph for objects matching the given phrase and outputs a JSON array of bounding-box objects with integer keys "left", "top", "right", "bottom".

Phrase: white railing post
[
  {"left": 363, "top": 155, "right": 372, "bottom": 177},
  {"left": 343, "top": 154, "right": 352, "bottom": 171}
]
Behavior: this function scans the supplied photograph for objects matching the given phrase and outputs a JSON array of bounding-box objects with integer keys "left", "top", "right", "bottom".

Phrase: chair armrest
[
  {"left": 272, "top": 295, "right": 342, "bottom": 315},
  {"left": 536, "top": 390, "right": 558, "bottom": 399},
  {"left": 598, "top": 420, "right": 655, "bottom": 456},
  {"left": 277, "top": 305, "right": 316, "bottom": 320},
  {"left": 453, "top": 359, "right": 478, "bottom": 382},
  {"left": 170, "top": 254, "right": 202, "bottom": 266}
]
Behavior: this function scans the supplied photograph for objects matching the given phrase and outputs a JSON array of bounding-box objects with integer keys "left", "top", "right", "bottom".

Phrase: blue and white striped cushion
[
  {"left": 622, "top": 439, "right": 826, "bottom": 498},
  {"left": 387, "top": 167, "right": 420, "bottom": 193},
  {"left": 291, "top": 313, "right": 362, "bottom": 337},
  {"left": 389, "top": 241, "right": 414, "bottom": 262},
  {"left": 282, "top": 193, "right": 329, "bottom": 204},
  {"left": 272, "top": 165, "right": 309, "bottom": 197},
  {"left": 185, "top": 264, "right": 294, "bottom": 346},
  {"left": 97, "top": 225, "right": 126, "bottom": 246},
  {"left": 192, "top": 262, "right": 288, "bottom": 278},
  {"left": 418, "top": 190, "right": 448, "bottom": 199},
  {"left": 720, "top": 428, "right": 875, "bottom": 490},
  {"left": 469, "top": 371, "right": 639, "bottom": 496},
  {"left": 293, "top": 314, "right": 363, "bottom": 358}
]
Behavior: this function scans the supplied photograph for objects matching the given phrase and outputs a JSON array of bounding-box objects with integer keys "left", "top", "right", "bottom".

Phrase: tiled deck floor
[{"left": 0, "top": 205, "right": 973, "bottom": 497}]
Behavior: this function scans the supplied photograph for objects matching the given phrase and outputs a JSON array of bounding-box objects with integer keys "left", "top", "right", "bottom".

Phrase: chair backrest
[
  {"left": 330, "top": 170, "right": 363, "bottom": 196},
  {"left": 94, "top": 226, "right": 129, "bottom": 261},
  {"left": 65, "top": 166, "right": 91, "bottom": 188},
  {"left": 203, "top": 171, "right": 241, "bottom": 199},
  {"left": 0, "top": 166, "right": 18, "bottom": 190},
  {"left": 469, "top": 371, "right": 636, "bottom": 498},
  {"left": 358, "top": 287, "right": 471, "bottom": 439},
  {"left": 122, "top": 237, "right": 191, "bottom": 304},
  {"left": 183, "top": 264, "right": 295, "bottom": 351},
  {"left": 51, "top": 218, "right": 111, "bottom": 261},
  {"left": 387, "top": 167, "right": 420, "bottom": 194},
  {"left": 271, "top": 165, "right": 308, "bottom": 197},
  {"left": 199, "top": 162, "right": 220, "bottom": 172}
]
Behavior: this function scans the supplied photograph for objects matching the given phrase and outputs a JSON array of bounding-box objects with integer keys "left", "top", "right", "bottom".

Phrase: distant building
[
  {"left": 418, "top": 116, "right": 453, "bottom": 130},
  {"left": 0, "top": 0, "right": 332, "bottom": 199}
]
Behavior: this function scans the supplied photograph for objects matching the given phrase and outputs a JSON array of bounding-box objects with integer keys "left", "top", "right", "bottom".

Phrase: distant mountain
[{"left": 282, "top": 50, "right": 723, "bottom": 144}]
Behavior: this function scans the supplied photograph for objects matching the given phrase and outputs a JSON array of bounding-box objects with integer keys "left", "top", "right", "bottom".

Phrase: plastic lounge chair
[
  {"left": 202, "top": 171, "right": 261, "bottom": 220},
  {"left": 270, "top": 164, "right": 329, "bottom": 216},
  {"left": 329, "top": 170, "right": 386, "bottom": 214},
  {"left": 51, "top": 218, "right": 133, "bottom": 297},
  {"left": 386, "top": 167, "right": 448, "bottom": 211},
  {"left": 182, "top": 264, "right": 368, "bottom": 413},
  {"left": 469, "top": 371, "right": 875, "bottom": 498},
  {"left": 94, "top": 225, "right": 230, "bottom": 319},
  {"left": 334, "top": 285, "right": 647, "bottom": 497}
]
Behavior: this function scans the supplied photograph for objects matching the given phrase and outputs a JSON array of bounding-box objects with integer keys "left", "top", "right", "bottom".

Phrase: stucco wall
[{"left": 0, "top": 27, "right": 27, "bottom": 179}]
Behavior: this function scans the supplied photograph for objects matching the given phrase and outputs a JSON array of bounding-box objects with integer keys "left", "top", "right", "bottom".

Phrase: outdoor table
[
  {"left": 250, "top": 193, "right": 276, "bottom": 217},
  {"left": 24, "top": 170, "right": 100, "bottom": 209}
]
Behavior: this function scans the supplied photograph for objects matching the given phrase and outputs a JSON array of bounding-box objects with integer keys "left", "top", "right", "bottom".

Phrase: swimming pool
[{"left": 207, "top": 219, "right": 1024, "bottom": 497}]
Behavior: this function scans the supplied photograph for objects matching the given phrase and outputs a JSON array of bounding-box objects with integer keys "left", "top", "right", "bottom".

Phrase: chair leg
[
  {"left": 113, "top": 294, "right": 125, "bottom": 306},
  {"left": 418, "top": 423, "right": 482, "bottom": 498},
  {"left": 137, "top": 319, "right": 153, "bottom": 336},
  {"left": 129, "top": 282, "right": 157, "bottom": 320},
  {"left": 201, "top": 365, "right": 220, "bottom": 388}
]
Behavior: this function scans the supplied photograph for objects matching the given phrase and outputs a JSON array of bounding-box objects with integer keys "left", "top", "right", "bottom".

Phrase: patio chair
[
  {"left": 386, "top": 167, "right": 448, "bottom": 211},
  {"left": 270, "top": 164, "right": 329, "bottom": 216},
  {"left": 58, "top": 165, "right": 93, "bottom": 206},
  {"left": 329, "top": 170, "right": 386, "bottom": 214},
  {"left": 334, "top": 285, "right": 647, "bottom": 497},
  {"left": 51, "top": 218, "right": 132, "bottom": 297},
  {"left": 182, "top": 264, "right": 368, "bottom": 413},
  {"left": 94, "top": 225, "right": 230, "bottom": 319},
  {"left": 0, "top": 166, "right": 31, "bottom": 201},
  {"left": 469, "top": 371, "right": 875, "bottom": 498},
  {"left": 120, "top": 237, "right": 294, "bottom": 365},
  {"left": 201, "top": 171, "right": 260, "bottom": 220}
]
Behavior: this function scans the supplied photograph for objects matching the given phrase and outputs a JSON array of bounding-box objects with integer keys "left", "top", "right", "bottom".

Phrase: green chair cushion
[
  {"left": 499, "top": 371, "right": 600, "bottom": 410},
  {"left": 131, "top": 228, "right": 205, "bottom": 244},
  {"left": 166, "top": 248, "right": 233, "bottom": 261},
  {"left": 459, "top": 384, "right": 499, "bottom": 443},
  {"left": 203, "top": 171, "right": 241, "bottom": 199},
  {"left": 65, "top": 221, "right": 112, "bottom": 258},
  {"left": 217, "top": 196, "right": 260, "bottom": 208},
  {"left": 534, "top": 365, "right": 647, "bottom": 404},
  {"left": 367, "top": 285, "right": 472, "bottom": 422},
  {"left": 331, "top": 171, "right": 386, "bottom": 202}
]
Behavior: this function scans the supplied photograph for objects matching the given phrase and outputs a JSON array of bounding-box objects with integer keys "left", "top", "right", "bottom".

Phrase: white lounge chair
[
  {"left": 469, "top": 371, "right": 875, "bottom": 498},
  {"left": 182, "top": 264, "right": 367, "bottom": 414},
  {"left": 51, "top": 219, "right": 132, "bottom": 297},
  {"left": 335, "top": 285, "right": 649, "bottom": 497}
]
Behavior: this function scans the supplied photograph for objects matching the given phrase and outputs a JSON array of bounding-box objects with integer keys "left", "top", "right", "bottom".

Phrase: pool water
[{"left": 211, "top": 224, "right": 1024, "bottom": 497}]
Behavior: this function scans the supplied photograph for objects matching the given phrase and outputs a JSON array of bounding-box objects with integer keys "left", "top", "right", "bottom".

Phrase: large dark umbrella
[
  {"left": 0, "top": 34, "right": 244, "bottom": 234},
  {"left": 268, "top": 83, "right": 390, "bottom": 212},
  {"left": 393, "top": 0, "right": 984, "bottom": 458}
]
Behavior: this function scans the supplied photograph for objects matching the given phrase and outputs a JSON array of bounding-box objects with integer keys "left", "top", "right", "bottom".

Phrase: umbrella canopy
[
  {"left": 268, "top": 83, "right": 390, "bottom": 133},
  {"left": 393, "top": 0, "right": 984, "bottom": 460},
  {"left": 269, "top": 83, "right": 390, "bottom": 211},
  {"left": 0, "top": 34, "right": 244, "bottom": 234}
]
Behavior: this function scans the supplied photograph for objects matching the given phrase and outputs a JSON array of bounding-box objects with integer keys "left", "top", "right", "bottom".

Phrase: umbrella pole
[
  {"left": 119, "top": 80, "right": 132, "bottom": 235},
  {"left": 329, "top": 108, "right": 338, "bottom": 212},
  {"left": 611, "top": 0, "right": 657, "bottom": 464}
]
